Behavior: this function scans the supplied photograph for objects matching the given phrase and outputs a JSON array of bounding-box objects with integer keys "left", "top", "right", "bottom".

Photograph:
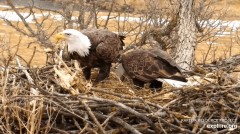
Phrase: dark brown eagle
[
  {"left": 116, "top": 48, "right": 188, "bottom": 89},
  {"left": 55, "top": 29, "right": 125, "bottom": 84}
]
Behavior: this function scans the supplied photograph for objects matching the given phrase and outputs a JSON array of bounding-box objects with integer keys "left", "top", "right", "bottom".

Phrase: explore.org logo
[
  {"left": 181, "top": 119, "right": 238, "bottom": 130},
  {"left": 206, "top": 124, "right": 237, "bottom": 130}
]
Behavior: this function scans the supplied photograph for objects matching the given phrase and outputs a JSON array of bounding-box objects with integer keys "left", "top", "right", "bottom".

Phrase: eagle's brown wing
[
  {"left": 149, "top": 49, "right": 187, "bottom": 81},
  {"left": 149, "top": 49, "right": 182, "bottom": 71},
  {"left": 82, "top": 29, "right": 125, "bottom": 63},
  {"left": 122, "top": 49, "right": 186, "bottom": 82}
]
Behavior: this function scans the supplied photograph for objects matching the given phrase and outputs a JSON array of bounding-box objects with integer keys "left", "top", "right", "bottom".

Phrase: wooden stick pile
[{"left": 0, "top": 57, "right": 239, "bottom": 134}]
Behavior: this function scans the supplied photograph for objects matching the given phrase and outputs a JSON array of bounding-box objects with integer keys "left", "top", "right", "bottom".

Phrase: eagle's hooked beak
[{"left": 54, "top": 32, "right": 66, "bottom": 43}]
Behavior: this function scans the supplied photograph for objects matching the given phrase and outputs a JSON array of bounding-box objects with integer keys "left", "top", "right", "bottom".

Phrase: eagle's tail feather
[{"left": 156, "top": 78, "right": 189, "bottom": 88}]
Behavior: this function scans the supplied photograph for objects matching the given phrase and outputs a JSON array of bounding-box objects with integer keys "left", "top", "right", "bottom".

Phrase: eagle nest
[{"left": 0, "top": 56, "right": 239, "bottom": 134}]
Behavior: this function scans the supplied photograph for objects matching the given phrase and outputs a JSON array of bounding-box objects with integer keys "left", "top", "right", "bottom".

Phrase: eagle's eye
[{"left": 65, "top": 33, "right": 71, "bottom": 36}]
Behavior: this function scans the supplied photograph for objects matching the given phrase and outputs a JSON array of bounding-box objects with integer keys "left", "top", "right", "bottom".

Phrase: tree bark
[{"left": 174, "top": 0, "right": 197, "bottom": 72}]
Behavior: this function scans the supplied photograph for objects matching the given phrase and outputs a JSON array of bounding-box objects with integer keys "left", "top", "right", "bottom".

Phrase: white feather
[
  {"left": 62, "top": 29, "right": 91, "bottom": 57},
  {"left": 156, "top": 78, "right": 189, "bottom": 88},
  {"left": 115, "top": 63, "right": 125, "bottom": 78}
]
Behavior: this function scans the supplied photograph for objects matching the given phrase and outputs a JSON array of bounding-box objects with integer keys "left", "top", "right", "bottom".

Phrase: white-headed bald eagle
[
  {"left": 116, "top": 48, "right": 188, "bottom": 89},
  {"left": 55, "top": 29, "right": 125, "bottom": 84}
]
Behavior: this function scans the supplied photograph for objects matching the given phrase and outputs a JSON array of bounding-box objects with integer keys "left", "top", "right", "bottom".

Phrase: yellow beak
[{"left": 54, "top": 33, "right": 66, "bottom": 43}]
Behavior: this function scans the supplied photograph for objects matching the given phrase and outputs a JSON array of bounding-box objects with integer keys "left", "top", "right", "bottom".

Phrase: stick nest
[{"left": 0, "top": 57, "right": 239, "bottom": 134}]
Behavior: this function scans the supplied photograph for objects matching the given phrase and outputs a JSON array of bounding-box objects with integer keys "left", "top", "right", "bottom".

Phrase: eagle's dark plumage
[
  {"left": 118, "top": 48, "right": 187, "bottom": 89},
  {"left": 55, "top": 29, "right": 125, "bottom": 84}
]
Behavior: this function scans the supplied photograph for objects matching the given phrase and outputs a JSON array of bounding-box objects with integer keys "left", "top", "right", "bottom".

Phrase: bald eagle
[
  {"left": 55, "top": 29, "right": 125, "bottom": 84},
  {"left": 116, "top": 48, "right": 188, "bottom": 89}
]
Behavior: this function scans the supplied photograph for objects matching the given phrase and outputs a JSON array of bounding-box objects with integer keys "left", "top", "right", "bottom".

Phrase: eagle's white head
[{"left": 55, "top": 29, "right": 91, "bottom": 57}]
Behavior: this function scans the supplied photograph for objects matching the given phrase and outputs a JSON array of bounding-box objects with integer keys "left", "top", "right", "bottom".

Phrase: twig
[
  {"left": 6, "top": 0, "right": 35, "bottom": 35},
  {"left": 41, "top": 97, "right": 95, "bottom": 126},
  {"left": 16, "top": 56, "right": 34, "bottom": 84},
  {"left": 101, "top": 111, "right": 117, "bottom": 127},
  {"left": 2, "top": 68, "right": 12, "bottom": 132},
  {"left": 29, "top": 88, "right": 41, "bottom": 134},
  {"left": 79, "top": 112, "right": 90, "bottom": 134},
  {"left": 192, "top": 106, "right": 206, "bottom": 133},
  {"left": 79, "top": 122, "right": 89, "bottom": 134},
  {"left": 81, "top": 100, "right": 106, "bottom": 134},
  {"left": 94, "top": 112, "right": 142, "bottom": 134},
  {"left": 77, "top": 95, "right": 156, "bottom": 131},
  {"left": 157, "top": 118, "right": 167, "bottom": 134},
  {"left": 227, "top": 93, "right": 240, "bottom": 101},
  {"left": 197, "top": 112, "right": 215, "bottom": 134},
  {"left": 73, "top": 118, "right": 82, "bottom": 131},
  {"left": 213, "top": 99, "right": 240, "bottom": 114},
  {"left": 143, "top": 88, "right": 182, "bottom": 99},
  {"left": 158, "top": 117, "right": 195, "bottom": 134},
  {"left": 91, "top": 87, "right": 142, "bottom": 100},
  {"left": 54, "top": 52, "right": 73, "bottom": 75},
  {"left": 50, "top": 127, "right": 69, "bottom": 134},
  {"left": 27, "top": 46, "right": 37, "bottom": 67}
]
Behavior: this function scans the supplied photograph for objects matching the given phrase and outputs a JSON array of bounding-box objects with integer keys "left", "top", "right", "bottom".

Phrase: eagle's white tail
[{"left": 156, "top": 78, "right": 189, "bottom": 88}]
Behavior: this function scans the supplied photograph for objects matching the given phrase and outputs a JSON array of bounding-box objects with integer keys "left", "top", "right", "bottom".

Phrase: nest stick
[
  {"left": 16, "top": 56, "right": 34, "bottom": 84},
  {"left": 94, "top": 112, "right": 142, "bottom": 134},
  {"left": 81, "top": 100, "right": 106, "bottom": 134},
  {"left": 54, "top": 52, "right": 73, "bottom": 75}
]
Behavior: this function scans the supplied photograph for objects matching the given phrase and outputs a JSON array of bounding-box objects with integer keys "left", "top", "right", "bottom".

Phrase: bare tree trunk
[{"left": 174, "top": 0, "right": 197, "bottom": 72}]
